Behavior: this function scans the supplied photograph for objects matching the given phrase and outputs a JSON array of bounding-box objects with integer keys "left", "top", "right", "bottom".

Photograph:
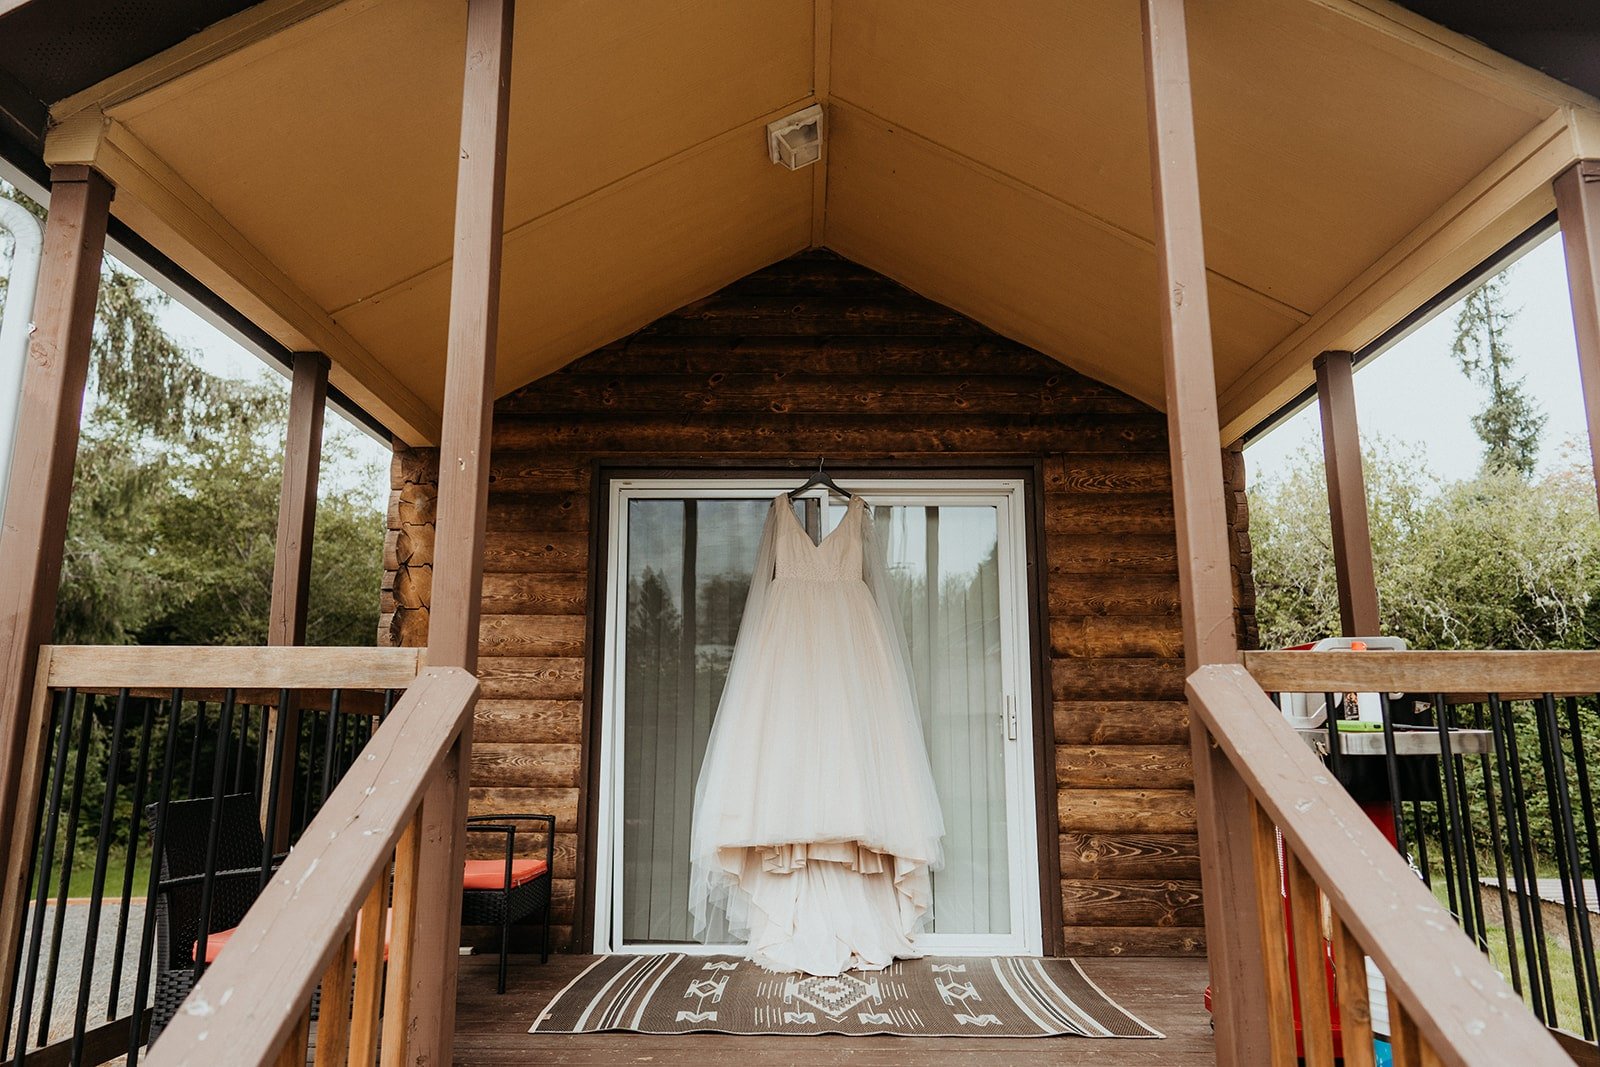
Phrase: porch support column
[
  {"left": 1554, "top": 161, "right": 1600, "bottom": 513},
  {"left": 0, "top": 165, "right": 113, "bottom": 1011},
  {"left": 1314, "top": 350, "right": 1381, "bottom": 636},
  {"left": 1140, "top": 4, "right": 1270, "bottom": 1065},
  {"left": 262, "top": 351, "right": 329, "bottom": 846},
  {"left": 410, "top": 0, "right": 514, "bottom": 1061}
]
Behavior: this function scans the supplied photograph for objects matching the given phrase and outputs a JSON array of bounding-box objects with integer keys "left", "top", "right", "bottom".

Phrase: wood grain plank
[
  {"left": 1050, "top": 615, "right": 1185, "bottom": 659},
  {"left": 1058, "top": 788, "right": 1197, "bottom": 833},
  {"left": 1061, "top": 878, "right": 1204, "bottom": 927},
  {"left": 1056, "top": 926, "right": 1206, "bottom": 958},
  {"left": 479, "top": 573, "right": 587, "bottom": 615},
  {"left": 1052, "top": 658, "right": 1186, "bottom": 702},
  {"left": 1048, "top": 574, "right": 1180, "bottom": 616},
  {"left": 478, "top": 615, "right": 585, "bottom": 656},
  {"left": 470, "top": 743, "right": 582, "bottom": 788},
  {"left": 1053, "top": 701, "right": 1189, "bottom": 745},
  {"left": 473, "top": 699, "right": 583, "bottom": 745},
  {"left": 1056, "top": 745, "right": 1193, "bottom": 790},
  {"left": 1059, "top": 832, "right": 1201, "bottom": 880}
]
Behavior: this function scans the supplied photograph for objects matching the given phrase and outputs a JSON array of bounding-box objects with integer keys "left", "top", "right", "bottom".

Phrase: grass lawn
[{"left": 1431, "top": 876, "right": 1589, "bottom": 1032}]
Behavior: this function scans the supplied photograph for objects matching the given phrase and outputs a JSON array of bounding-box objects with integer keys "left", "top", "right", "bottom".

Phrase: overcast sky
[{"left": 1243, "top": 232, "right": 1593, "bottom": 487}]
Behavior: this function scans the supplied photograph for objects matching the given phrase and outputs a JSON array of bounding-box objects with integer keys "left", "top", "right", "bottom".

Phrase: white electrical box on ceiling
[{"left": 767, "top": 104, "right": 824, "bottom": 170}]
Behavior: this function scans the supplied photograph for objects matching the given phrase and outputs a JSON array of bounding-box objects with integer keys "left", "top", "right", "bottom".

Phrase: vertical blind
[{"left": 620, "top": 497, "right": 1011, "bottom": 944}]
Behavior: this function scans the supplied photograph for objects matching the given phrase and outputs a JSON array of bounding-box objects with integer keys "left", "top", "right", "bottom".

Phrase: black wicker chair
[
  {"left": 462, "top": 813, "right": 554, "bottom": 994},
  {"left": 146, "top": 793, "right": 283, "bottom": 1042}
]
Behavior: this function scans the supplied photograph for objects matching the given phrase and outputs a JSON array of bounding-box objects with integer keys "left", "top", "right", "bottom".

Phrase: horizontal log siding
[{"left": 381, "top": 251, "right": 1228, "bottom": 956}]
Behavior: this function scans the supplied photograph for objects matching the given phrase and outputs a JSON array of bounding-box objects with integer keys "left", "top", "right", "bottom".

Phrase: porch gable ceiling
[{"left": 17, "top": 0, "right": 1600, "bottom": 445}]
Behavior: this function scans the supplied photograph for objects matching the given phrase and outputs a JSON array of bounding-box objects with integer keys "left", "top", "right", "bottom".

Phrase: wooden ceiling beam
[
  {"left": 43, "top": 114, "right": 442, "bottom": 444},
  {"left": 47, "top": 0, "right": 380, "bottom": 125},
  {"left": 1217, "top": 107, "right": 1579, "bottom": 443},
  {"left": 1304, "top": 0, "right": 1600, "bottom": 115}
]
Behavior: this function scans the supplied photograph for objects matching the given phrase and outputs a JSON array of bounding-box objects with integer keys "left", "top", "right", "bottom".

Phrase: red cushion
[
  {"left": 463, "top": 858, "right": 548, "bottom": 890},
  {"left": 194, "top": 907, "right": 393, "bottom": 963}
]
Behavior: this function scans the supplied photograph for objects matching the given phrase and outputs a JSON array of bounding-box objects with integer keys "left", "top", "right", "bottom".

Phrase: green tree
[
  {"left": 1450, "top": 271, "right": 1546, "bottom": 477},
  {"left": 1249, "top": 442, "right": 1600, "bottom": 651},
  {"left": 2, "top": 178, "right": 385, "bottom": 648}
]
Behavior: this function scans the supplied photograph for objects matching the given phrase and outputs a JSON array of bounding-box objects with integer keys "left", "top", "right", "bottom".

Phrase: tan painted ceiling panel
[
  {"left": 829, "top": 0, "right": 1546, "bottom": 318},
  {"left": 825, "top": 103, "right": 1304, "bottom": 410},
  {"left": 121, "top": 0, "right": 813, "bottom": 315},
  {"left": 334, "top": 121, "right": 815, "bottom": 403},
  {"left": 73, "top": 0, "right": 1583, "bottom": 438}
]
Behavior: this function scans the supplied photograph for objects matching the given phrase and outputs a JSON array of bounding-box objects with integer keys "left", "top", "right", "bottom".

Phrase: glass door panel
[
  {"left": 608, "top": 483, "right": 1035, "bottom": 953},
  {"left": 830, "top": 502, "right": 1010, "bottom": 936}
]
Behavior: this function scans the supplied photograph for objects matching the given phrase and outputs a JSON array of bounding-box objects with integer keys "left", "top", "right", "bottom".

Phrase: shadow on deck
[{"left": 451, "top": 954, "right": 1217, "bottom": 1066}]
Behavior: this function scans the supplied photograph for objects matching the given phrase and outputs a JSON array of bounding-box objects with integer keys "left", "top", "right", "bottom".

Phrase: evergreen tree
[
  {"left": 1449, "top": 270, "right": 1545, "bottom": 476},
  {"left": 1, "top": 179, "right": 385, "bottom": 647}
]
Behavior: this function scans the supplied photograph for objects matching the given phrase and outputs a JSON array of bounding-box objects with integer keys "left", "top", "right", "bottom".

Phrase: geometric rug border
[{"left": 529, "top": 954, "right": 1166, "bottom": 1040}]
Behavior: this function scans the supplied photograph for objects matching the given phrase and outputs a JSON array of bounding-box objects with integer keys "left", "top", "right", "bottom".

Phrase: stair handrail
[
  {"left": 1190, "top": 662, "right": 1568, "bottom": 1066},
  {"left": 142, "top": 665, "right": 479, "bottom": 1066}
]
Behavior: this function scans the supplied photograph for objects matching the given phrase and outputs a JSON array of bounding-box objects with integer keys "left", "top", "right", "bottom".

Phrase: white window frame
[{"left": 592, "top": 477, "right": 1043, "bottom": 958}]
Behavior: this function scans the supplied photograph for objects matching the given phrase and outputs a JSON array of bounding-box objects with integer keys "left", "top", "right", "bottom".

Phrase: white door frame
[{"left": 591, "top": 477, "right": 1044, "bottom": 957}]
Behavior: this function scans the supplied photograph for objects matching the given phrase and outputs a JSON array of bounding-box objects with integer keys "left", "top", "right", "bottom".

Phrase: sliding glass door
[{"left": 595, "top": 479, "right": 1041, "bottom": 956}]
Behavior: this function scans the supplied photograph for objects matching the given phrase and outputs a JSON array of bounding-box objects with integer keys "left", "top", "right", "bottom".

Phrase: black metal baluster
[
  {"left": 1378, "top": 692, "right": 1410, "bottom": 862},
  {"left": 1473, "top": 700, "right": 1521, "bottom": 984},
  {"left": 1540, "top": 693, "right": 1600, "bottom": 1037},
  {"left": 319, "top": 691, "right": 342, "bottom": 807},
  {"left": 1564, "top": 695, "right": 1600, "bottom": 912},
  {"left": 108, "top": 696, "right": 157, "bottom": 1021},
  {"left": 1409, "top": 796, "right": 1432, "bottom": 887},
  {"left": 70, "top": 689, "right": 131, "bottom": 1062},
  {"left": 185, "top": 701, "right": 207, "bottom": 800},
  {"left": 1490, "top": 695, "right": 1544, "bottom": 1018},
  {"left": 1449, "top": 713, "right": 1490, "bottom": 951},
  {"left": 261, "top": 689, "right": 291, "bottom": 888},
  {"left": 129, "top": 690, "right": 185, "bottom": 1066},
  {"left": 37, "top": 692, "right": 98, "bottom": 1046},
  {"left": 192, "top": 690, "right": 236, "bottom": 978},
  {"left": 299, "top": 709, "right": 322, "bottom": 834},
  {"left": 1323, "top": 691, "right": 1342, "bottom": 782},
  {"left": 253, "top": 705, "right": 269, "bottom": 802},
  {"left": 1432, "top": 693, "right": 1474, "bottom": 941},
  {"left": 232, "top": 701, "right": 251, "bottom": 796},
  {"left": 12, "top": 689, "right": 73, "bottom": 1063},
  {"left": 1501, "top": 696, "right": 1559, "bottom": 1022}
]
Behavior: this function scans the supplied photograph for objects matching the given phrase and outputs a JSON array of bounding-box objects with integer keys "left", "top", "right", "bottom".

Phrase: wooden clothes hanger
[{"left": 786, "top": 457, "right": 853, "bottom": 500}]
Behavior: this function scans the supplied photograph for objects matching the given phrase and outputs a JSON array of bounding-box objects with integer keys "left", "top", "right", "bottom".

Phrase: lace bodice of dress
[{"left": 774, "top": 496, "right": 865, "bottom": 584}]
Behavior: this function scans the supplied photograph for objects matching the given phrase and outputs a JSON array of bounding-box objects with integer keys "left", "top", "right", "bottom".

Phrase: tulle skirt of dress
[{"left": 689, "top": 573, "right": 946, "bottom": 977}]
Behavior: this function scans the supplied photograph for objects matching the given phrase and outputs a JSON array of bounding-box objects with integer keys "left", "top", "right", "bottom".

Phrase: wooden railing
[
  {"left": 1192, "top": 659, "right": 1571, "bottom": 1066},
  {"left": 138, "top": 665, "right": 477, "bottom": 1066},
  {"left": 0, "top": 645, "right": 426, "bottom": 1067}
]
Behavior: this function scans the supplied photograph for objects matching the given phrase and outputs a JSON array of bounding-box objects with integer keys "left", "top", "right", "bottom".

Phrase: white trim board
[{"left": 591, "top": 477, "right": 1044, "bottom": 959}]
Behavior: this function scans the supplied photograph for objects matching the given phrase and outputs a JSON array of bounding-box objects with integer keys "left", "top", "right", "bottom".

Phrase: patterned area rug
[{"left": 530, "top": 955, "right": 1163, "bottom": 1038}]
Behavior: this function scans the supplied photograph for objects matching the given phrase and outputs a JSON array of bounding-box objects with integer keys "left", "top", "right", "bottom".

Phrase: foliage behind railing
[
  {"left": 0, "top": 646, "right": 424, "bottom": 1067},
  {"left": 1190, "top": 661, "right": 1568, "bottom": 1066}
]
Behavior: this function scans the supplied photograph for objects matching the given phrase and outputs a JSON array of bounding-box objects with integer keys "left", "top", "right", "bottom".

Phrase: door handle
[{"left": 1005, "top": 694, "right": 1018, "bottom": 741}]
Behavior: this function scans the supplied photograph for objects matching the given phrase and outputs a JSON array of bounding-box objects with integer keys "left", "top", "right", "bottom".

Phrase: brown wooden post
[
  {"left": 1140, "top": 3, "right": 1270, "bottom": 1064},
  {"left": 0, "top": 165, "right": 112, "bottom": 1009},
  {"left": 1314, "top": 350, "right": 1381, "bottom": 636},
  {"left": 262, "top": 351, "right": 329, "bottom": 845},
  {"left": 410, "top": 0, "right": 514, "bottom": 1060},
  {"left": 1554, "top": 161, "right": 1600, "bottom": 513},
  {"left": 269, "top": 351, "right": 330, "bottom": 646}
]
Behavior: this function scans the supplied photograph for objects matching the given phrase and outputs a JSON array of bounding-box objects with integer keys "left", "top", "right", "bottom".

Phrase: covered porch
[{"left": 2, "top": 0, "right": 1600, "bottom": 1065}]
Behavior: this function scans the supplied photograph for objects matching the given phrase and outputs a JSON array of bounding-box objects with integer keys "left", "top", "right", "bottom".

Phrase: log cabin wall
[{"left": 380, "top": 250, "right": 1257, "bottom": 958}]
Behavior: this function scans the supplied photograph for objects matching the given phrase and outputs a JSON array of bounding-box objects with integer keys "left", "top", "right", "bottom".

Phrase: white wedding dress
[{"left": 688, "top": 494, "right": 946, "bottom": 976}]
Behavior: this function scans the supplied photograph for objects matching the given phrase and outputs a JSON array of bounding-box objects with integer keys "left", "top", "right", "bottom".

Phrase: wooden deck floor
[{"left": 451, "top": 953, "right": 1217, "bottom": 1065}]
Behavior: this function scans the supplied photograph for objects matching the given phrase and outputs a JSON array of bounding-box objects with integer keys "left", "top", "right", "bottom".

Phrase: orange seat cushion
[
  {"left": 462, "top": 858, "right": 549, "bottom": 891},
  {"left": 195, "top": 907, "right": 393, "bottom": 964}
]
